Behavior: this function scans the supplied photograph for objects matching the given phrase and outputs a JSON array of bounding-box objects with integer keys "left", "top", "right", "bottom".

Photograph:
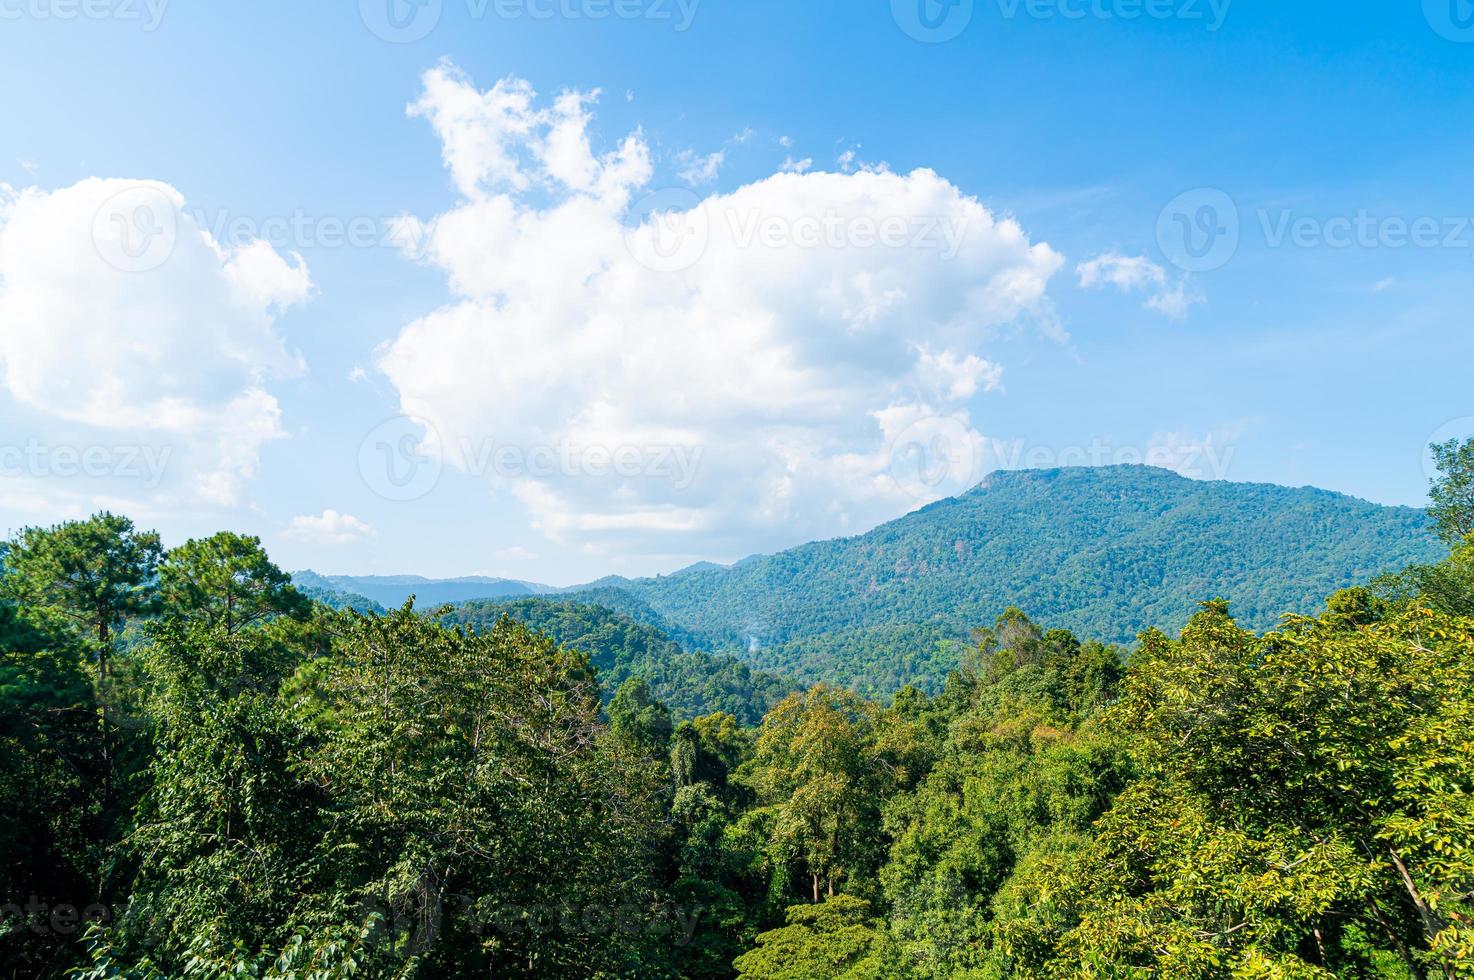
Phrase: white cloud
[
  {"left": 917, "top": 349, "right": 1004, "bottom": 400},
  {"left": 781, "top": 156, "right": 813, "bottom": 174},
  {"left": 1144, "top": 421, "right": 1250, "bottom": 480},
  {"left": 1373, "top": 276, "right": 1395, "bottom": 292},
  {"left": 1144, "top": 279, "right": 1199, "bottom": 320},
  {"left": 1076, "top": 251, "right": 1201, "bottom": 320},
  {"left": 407, "top": 63, "right": 649, "bottom": 209},
  {"left": 1076, "top": 252, "right": 1163, "bottom": 292},
  {"left": 379, "top": 65, "right": 1064, "bottom": 558},
  {"left": 0, "top": 177, "right": 311, "bottom": 507},
  {"left": 493, "top": 544, "right": 538, "bottom": 561},
  {"left": 286, "top": 509, "right": 376, "bottom": 544},
  {"left": 677, "top": 149, "right": 725, "bottom": 186}
]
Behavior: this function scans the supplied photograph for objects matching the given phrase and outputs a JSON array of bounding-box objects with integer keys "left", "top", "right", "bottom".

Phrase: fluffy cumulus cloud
[
  {"left": 286, "top": 509, "right": 376, "bottom": 544},
  {"left": 0, "top": 177, "right": 311, "bottom": 507},
  {"left": 1076, "top": 251, "right": 1201, "bottom": 320},
  {"left": 379, "top": 63, "right": 1064, "bottom": 558}
]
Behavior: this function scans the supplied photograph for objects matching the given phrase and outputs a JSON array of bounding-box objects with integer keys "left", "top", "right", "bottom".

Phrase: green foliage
[
  {"left": 1000, "top": 599, "right": 1474, "bottom": 978},
  {"left": 3, "top": 501, "right": 1469, "bottom": 978},
  {"left": 873, "top": 611, "right": 1131, "bottom": 978},
  {"left": 731, "top": 896, "right": 888, "bottom": 980},
  {"left": 0, "top": 512, "right": 162, "bottom": 674},
  {"left": 448, "top": 597, "right": 792, "bottom": 724},
  {"left": 99, "top": 605, "right": 674, "bottom": 978},
  {"left": 746, "top": 622, "right": 965, "bottom": 696},
  {"left": 737, "top": 687, "right": 911, "bottom": 906},
  {"left": 567, "top": 466, "right": 1438, "bottom": 690},
  {"left": 0, "top": 601, "right": 105, "bottom": 978},
  {"left": 158, "top": 533, "right": 309, "bottom": 634},
  {"left": 1429, "top": 437, "right": 1474, "bottom": 545},
  {"left": 609, "top": 676, "right": 675, "bottom": 757}
]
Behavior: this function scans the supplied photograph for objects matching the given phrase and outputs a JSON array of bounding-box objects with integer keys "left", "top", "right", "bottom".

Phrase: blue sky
[{"left": 0, "top": 0, "right": 1470, "bottom": 583}]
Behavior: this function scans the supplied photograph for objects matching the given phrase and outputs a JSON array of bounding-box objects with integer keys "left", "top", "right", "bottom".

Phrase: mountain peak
[{"left": 554, "top": 468, "right": 1437, "bottom": 689}]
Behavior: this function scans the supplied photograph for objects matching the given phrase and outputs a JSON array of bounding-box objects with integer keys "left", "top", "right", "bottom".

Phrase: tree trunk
[
  {"left": 96, "top": 615, "right": 113, "bottom": 806},
  {"left": 812, "top": 874, "right": 819, "bottom": 903},
  {"left": 97, "top": 618, "right": 110, "bottom": 678},
  {"left": 1388, "top": 848, "right": 1455, "bottom": 980},
  {"left": 1367, "top": 897, "right": 1427, "bottom": 980}
]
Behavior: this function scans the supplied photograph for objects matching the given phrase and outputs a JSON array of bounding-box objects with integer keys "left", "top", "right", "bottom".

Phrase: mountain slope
[
  {"left": 444, "top": 597, "right": 793, "bottom": 724},
  {"left": 562, "top": 466, "right": 1440, "bottom": 687}
]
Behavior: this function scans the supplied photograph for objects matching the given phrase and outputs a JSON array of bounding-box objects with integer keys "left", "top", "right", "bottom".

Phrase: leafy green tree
[
  {"left": 158, "top": 532, "right": 309, "bottom": 634},
  {"left": 95, "top": 604, "right": 673, "bottom": 978},
  {"left": 0, "top": 513, "right": 161, "bottom": 677},
  {"left": 732, "top": 895, "right": 888, "bottom": 980},
  {"left": 740, "top": 687, "right": 903, "bottom": 905},
  {"left": 1429, "top": 437, "right": 1474, "bottom": 545},
  {"left": 1406, "top": 540, "right": 1474, "bottom": 618},
  {"left": 608, "top": 675, "right": 674, "bottom": 758},
  {"left": 873, "top": 611, "right": 1129, "bottom": 978},
  {"left": 672, "top": 712, "right": 752, "bottom": 803},
  {"left": 668, "top": 714, "right": 761, "bottom": 978},
  {"left": 1001, "top": 601, "right": 1474, "bottom": 978},
  {"left": 101, "top": 620, "right": 326, "bottom": 974},
  {"left": 0, "top": 601, "right": 106, "bottom": 979}
]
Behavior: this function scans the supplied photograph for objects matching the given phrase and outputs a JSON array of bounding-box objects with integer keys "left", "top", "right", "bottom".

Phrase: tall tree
[
  {"left": 608, "top": 675, "right": 674, "bottom": 758},
  {"left": 1429, "top": 436, "right": 1474, "bottom": 545},
  {"left": 0, "top": 513, "right": 161, "bottom": 678},
  {"left": 158, "top": 532, "right": 308, "bottom": 634},
  {"left": 740, "top": 687, "right": 898, "bottom": 904}
]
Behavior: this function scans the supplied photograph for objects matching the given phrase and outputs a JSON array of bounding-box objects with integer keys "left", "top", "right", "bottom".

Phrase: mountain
[
  {"left": 557, "top": 466, "right": 1441, "bottom": 690},
  {"left": 291, "top": 571, "right": 555, "bottom": 608},
  {"left": 300, "top": 467, "right": 1441, "bottom": 696},
  {"left": 443, "top": 597, "right": 792, "bottom": 725}
]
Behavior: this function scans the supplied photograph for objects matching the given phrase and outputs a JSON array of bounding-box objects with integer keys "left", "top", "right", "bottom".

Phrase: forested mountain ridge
[
  {"left": 297, "top": 466, "right": 1438, "bottom": 693},
  {"left": 445, "top": 597, "right": 792, "bottom": 724},
  {"left": 560, "top": 466, "right": 1439, "bottom": 687}
]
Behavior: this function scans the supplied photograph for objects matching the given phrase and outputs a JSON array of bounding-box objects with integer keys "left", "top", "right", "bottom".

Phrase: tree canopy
[{"left": 2, "top": 504, "right": 1471, "bottom": 978}]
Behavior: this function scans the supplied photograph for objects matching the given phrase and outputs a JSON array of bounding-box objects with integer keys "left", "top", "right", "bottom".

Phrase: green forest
[
  {"left": 556, "top": 466, "right": 1441, "bottom": 692},
  {"left": 2, "top": 443, "right": 1473, "bottom": 978}
]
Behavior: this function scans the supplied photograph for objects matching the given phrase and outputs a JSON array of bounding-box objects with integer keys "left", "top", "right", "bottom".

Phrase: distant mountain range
[
  {"left": 291, "top": 572, "right": 554, "bottom": 609},
  {"left": 296, "top": 466, "right": 1442, "bottom": 693}
]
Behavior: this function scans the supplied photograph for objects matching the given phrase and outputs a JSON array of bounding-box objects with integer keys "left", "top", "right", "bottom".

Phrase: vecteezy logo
[
  {"left": 91, "top": 183, "right": 179, "bottom": 273},
  {"left": 359, "top": 0, "right": 442, "bottom": 43},
  {"left": 1155, "top": 188, "right": 1240, "bottom": 273},
  {"left": 624, "top": 188, "right": 710, "bottom": 273},
  {"left": 891, "top": 0, "right": 972, "bottom": 42},
  {"left": 359, "top": 416, "right": 443, "bottom": 501},
  {"left": 1422, "top": 417, "right": 1474, "bottom": 484},
  {"left": 887, "top": 415, "right": 981, "bottom": 502},
  {"left": 1425, "top": 0, "right": 1474, "bottom": 41}
]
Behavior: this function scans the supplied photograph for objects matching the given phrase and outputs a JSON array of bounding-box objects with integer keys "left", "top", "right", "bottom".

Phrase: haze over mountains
[
  {"left": 296, "top": 466, "right": 1440, "bottom": 692},
  {"left": 292, "top": 571, "right": 553, "bottom": 609}
]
